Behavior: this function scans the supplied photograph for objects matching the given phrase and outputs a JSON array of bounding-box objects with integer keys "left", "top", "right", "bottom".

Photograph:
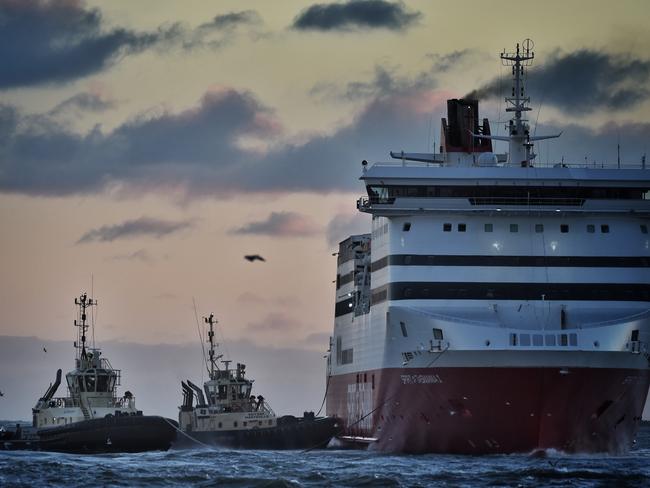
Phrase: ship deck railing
[
  {"left": 44, "top": 395, "right": 135, "bottom": 409},
  {"left": 371, "top": 160, "right": 649, "bottom": 170}
]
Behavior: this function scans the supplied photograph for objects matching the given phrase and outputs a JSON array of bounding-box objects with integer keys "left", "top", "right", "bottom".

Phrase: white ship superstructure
[
  {"left": 326, "top": 42, "right": 650, "bottom": 454},
  {"left": 33, "top": 293, "right": 138, "bottom": 429}
]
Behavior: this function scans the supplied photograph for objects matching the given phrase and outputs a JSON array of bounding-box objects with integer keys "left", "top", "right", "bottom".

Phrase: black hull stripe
[
  {"left": 369, "top": 282, "right": 650, "bottom": 305},
  {"left": 371, "top": 255, "right": 650, "bottom": 272}
]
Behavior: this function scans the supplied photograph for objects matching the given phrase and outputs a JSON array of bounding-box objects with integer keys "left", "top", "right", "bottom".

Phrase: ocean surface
[{"left": 2, "top": 425, "right": 650, "bottom": 487}]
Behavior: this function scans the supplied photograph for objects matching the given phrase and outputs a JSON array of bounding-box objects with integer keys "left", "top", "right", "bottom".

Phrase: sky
[{"left": 1, "top": 0, "right": 650, "bottom": 419}]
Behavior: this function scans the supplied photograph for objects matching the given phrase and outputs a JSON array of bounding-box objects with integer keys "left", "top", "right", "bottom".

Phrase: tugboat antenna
[
  {"left": 204, "top": 313, "right": 222, "bottom": 378},
  {"left": 73, "top": 293, "right": 96, "bottom": 363}
]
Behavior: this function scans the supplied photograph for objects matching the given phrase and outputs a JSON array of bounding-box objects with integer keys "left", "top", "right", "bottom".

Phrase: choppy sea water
[{"left": 2, "top": 425, "right": 650, "bottom": 487}]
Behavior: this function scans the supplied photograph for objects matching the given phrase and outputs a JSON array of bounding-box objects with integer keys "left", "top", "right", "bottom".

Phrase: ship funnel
[
  {"left": 181, "top": 381, "right": 194, "bottom": 408},
  {"left": 187, "top": 380, "right": 207, "bottom": 406}
]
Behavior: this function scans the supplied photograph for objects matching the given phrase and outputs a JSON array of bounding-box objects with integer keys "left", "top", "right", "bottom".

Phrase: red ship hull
[{"left": 327, "top": 366, "right": 650, "bottom": 454}]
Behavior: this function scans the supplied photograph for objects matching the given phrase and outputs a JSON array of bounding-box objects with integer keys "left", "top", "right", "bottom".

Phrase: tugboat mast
[
  {"left": 204, "top": 313, "right": 222, "bottom": 379},
  {"left": 73, "top": 293, "right": 96, "bottom": 363}
]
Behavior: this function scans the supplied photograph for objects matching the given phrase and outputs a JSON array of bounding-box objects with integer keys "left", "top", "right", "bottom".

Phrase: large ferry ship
[{"left": 326, "top": 41, "right": 650, "bottom": 454}]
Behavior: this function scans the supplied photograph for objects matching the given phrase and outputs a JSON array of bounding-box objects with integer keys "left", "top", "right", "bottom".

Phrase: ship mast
[
  {"left": 501, "top": 40, "right": 535, "bottom": 165},
  {"left": 204, "top": 313, "right": 222, "bottom": 380},
  {"left": 74, "top": 292, "right": 96, "bottom": 364},
  {"left": 470, "top": 40, "right": 561, "bottom": 166}
]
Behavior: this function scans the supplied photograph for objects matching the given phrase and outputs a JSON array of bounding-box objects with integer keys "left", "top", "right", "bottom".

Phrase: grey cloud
[
  {"left": 50, "top": 92, "right": 117, "bottom": 116},
  {"left": 312, "top": 64, "right": 436, "bottom": 101},
  {"left": 292, "top": 0, "right": 421, "bottom": 32},
  {"left": 232, "top": 211, "right": 320, "bottom": 237},
  {"left": 4, "top": 84, "right": 645, "bottom": 199},
  {"left": 465, "top": 49, "right": 650, "bottom": 114},
  {"left": 0, "top": 88, "right": 279, "bottom": 196},
  {"left": 108, "top": 249, "right": 153, "bottom": 263},
  {"left": 326, "top": 213, "right": 370, "bottom": 247},
  {"left": 201, "top": 10, "right": 262, "bottom": 30},
  {"left": 77, "top": 217, "right": 193, "bottom": 244},
  {"left": 0, "top": 0, "right": 180, "bottom": 89},
  {"left": 311, "top": 50, "right": 480, "bottom": 102},
  {"left": 0, "top": 2, "right": 263, "bottom": 89},
  {"left": 0, "top": 87, "right": 442, "bottom": 197}
]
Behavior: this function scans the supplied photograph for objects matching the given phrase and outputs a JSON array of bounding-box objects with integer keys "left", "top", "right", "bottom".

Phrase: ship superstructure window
[
  {"left": 484, "top": 223, "right": 493, "bottom": 232},
  {"left": 341, "top": 348, "right": 354, "bottom": 364},
  {"left": 510, "top": 333, "right": 517, "bottom": 346},
  {"left": 601, "top": 225, "right": 610, "bottom": 233},
  {"left": 535, "top": 224, "right": 544, "bottom": 233},
  {"left": 510, "top": 224, "right": 519, "bottom": 233},
  {"left": 587, "top": 224, "right": 595, "bottom": 233},
  {"left": 443, "top": 223, "right": 452, "bottom": 232},
  {"left": 560, "top": 224, "right": 569, "bottom": 233},
  {"left": 641, "top": 225, "right": 648, "bottom": 234},
  {"left": 458, "top": 223, "right": 466, "bottom": 232},
  {"left": 366, "top": 184, "right": 648, "bottom": 203},
  {"left": 432, "top": 328, "right": 443, "bottom": 340},
  {"left": 403, "top": 222, "right": 411, "bottom": 232},
  {"left": 400, "top": 321, "right": 408, "bottom": 337}
]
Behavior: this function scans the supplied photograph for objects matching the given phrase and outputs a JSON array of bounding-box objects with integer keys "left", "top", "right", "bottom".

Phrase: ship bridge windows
[
  {"left": 458, "top": 223, "right": 466, "bottom": 232},
  {"left": 510, "top": 224, "right": 519, "bottom": 233},
  {"left": 96, "top": 373, "right": 114, "bottom": 393},
  {"left": 601, "top": 224, "right": 610, "bottom": 233},
  {"left": 484, "top": 223, "right": 493, "bottom": 232},
  {"left": 560, "top": 224, "right": 569, "bottom": 233},
  {"left": 443, "top": 223, "right": 452, "bottom": 232},
  {"left": 366, "top": 184, "right": 648, "bottom": 205},
  {"left": 535, "top": 224, "right": 544, "bottom": 233},
  {"left": 403, "top": 222, "right": 411, "bottom": 232},
  {"left": 587, "top": 224, "right": 595, "bottom": 233}
]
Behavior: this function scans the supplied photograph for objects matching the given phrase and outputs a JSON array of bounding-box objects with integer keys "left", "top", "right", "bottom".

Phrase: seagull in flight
[
  {"left": 0, "top": 390, "right": 4, "bottom": 397},
  {"left": 244, "top": 254, "right": 266, "bottom": 262},
  {"left": 43, "top": 347, "right": 47, "bottom": 353}
]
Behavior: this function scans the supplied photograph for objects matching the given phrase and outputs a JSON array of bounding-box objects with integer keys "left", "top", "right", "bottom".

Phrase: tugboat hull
[
  {"left": 36, "top": 415, "right": 177, "bottom": 453},
  {"left": 176, "top": 415, "right": 339, "bottom": 450}
]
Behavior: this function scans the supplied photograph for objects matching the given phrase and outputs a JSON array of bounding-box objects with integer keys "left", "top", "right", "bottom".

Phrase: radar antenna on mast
[
  {"left": 204, "top": 313, "right": 223, "bottom": 379},
  {"left": 73, "top": 292, "right": 96, "bottom": 364},
  {"left": 470, "top": 39, "right": 561, "bottom": 166}
]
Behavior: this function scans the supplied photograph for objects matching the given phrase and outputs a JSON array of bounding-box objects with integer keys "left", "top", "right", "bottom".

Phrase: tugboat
[
  {"left": 176, "top": 313, "right": 338, "bottom": 449},
  {"left": 1, "top": 293, "right": 177, "bottom": 452}
]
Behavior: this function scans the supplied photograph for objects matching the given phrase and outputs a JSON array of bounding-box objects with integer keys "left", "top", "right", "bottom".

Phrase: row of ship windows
[
  {"left": 196, "top": 416, "right": 273, "bottom": 429},
  {"left": 510, "top": 332, "right": 578, "bottom": 347},
  {"left": 401, "top": 223, "right": 650, "bottom": 234}
]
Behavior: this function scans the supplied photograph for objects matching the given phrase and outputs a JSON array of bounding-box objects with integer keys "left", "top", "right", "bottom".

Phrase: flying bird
[
  {"left": 0, "top": 390, "right": 4, "bottom": 397},
  {"left": 244, "top": 255, "right": 266, "bottom": 262},
  {"left": 43, "top": 347, "right": 47, "bottom": 353}
]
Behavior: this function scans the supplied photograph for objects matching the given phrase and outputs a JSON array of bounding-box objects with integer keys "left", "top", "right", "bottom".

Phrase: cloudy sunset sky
[{"left": 1, "top": 0, "right": 650, "bottom": 418}]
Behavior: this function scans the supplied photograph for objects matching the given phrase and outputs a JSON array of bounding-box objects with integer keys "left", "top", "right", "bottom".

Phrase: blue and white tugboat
[
  {"left": 1, "top": 293, "right": 177, "bottom": 452},
  {"left": 176, "top": 313, "right": 338, "bottom": 449}
]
